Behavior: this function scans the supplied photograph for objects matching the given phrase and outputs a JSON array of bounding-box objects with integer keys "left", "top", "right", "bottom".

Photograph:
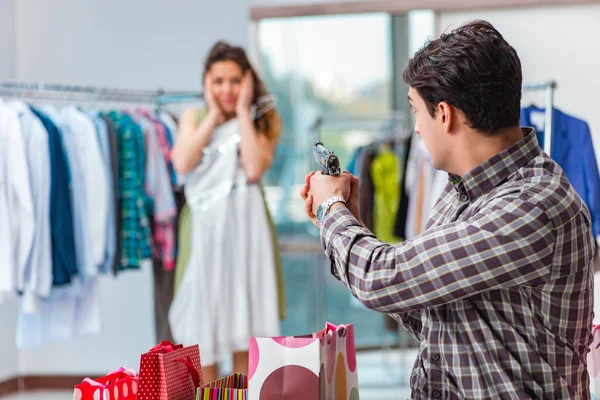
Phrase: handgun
[{"left": 313, "top": 141, "right": 341, "bottom": 176}]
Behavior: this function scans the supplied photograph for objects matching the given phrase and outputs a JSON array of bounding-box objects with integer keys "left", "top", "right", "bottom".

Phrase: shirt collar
[{"left": 448, "top": 127, "right": 541, "bottom": 201}]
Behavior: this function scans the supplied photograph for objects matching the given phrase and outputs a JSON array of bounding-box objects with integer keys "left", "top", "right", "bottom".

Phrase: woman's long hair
[{"left": 204, "top": 41, "right": 281, "bottom": 141}]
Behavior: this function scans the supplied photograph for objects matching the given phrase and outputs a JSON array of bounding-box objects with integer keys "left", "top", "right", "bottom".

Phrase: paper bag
[
  {"left": 196, "top": 373, "right": 247, "bottom": 400},
  {"left": 589, "top": 325, "right": 600, "bottom": 399},
  {"left": 73, "top": 367, "right": 138, "bottom": 400},
  {"left": 138, "top": 340, "right": 203, "bottom": 400},
  {"left": 249, "top": 322, "right": 359, "bottom": 399}
]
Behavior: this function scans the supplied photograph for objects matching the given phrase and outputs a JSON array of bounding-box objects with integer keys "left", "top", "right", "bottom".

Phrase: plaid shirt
[
  {"left": 321, "top": 128, "right": 596, "bottom": 399},
  {"left": 104, "top": 111, "right": 153, "bottom": 269}
]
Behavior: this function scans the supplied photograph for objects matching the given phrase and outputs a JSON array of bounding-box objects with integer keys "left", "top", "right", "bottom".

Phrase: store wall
[
  {"left": 0, "top": 0, "right": 18, "bottom": 383},
  {"left": 0, "top": 0, "right": 15, "bottom": 79},
  {"left": 0, "top": 299, "right": 19, "bottom": 382},
  {"left": 438, "top": 3, "right": 600, "bottom": 166}
]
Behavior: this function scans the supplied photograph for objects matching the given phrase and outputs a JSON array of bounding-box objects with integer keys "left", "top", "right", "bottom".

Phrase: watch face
[{"left": 316, "top": 204, "right": 325, "bottom": 222}]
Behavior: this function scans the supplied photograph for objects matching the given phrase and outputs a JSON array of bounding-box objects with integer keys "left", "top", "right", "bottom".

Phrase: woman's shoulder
[{"left": 180, "top": 106, "right": 209, "bottom": 126}]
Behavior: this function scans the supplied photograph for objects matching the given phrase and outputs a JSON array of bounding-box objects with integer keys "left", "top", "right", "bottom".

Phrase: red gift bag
[
  {"left": 138, "top": 341, "right": 203, "bottom": 400},
  {"left": 74, "top": 367, "right": 138, "bottom": 400}
]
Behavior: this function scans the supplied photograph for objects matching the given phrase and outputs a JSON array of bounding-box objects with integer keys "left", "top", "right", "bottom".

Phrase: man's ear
[{"left": 437, "top": 101, "right": 453, "bottom": 134}]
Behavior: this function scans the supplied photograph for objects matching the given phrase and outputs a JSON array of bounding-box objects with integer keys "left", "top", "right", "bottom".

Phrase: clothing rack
[
  {"left": 522, "top": 80, "right": 557, "bottom": 155},
  {"left": 0, "top": 80, "right": 204, "bottom": 109}
]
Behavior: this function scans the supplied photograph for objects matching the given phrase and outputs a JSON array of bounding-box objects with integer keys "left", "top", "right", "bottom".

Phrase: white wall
[
  {"left": 438, "top": 3, "right": 600, "bottom": 165},
  {"left": 18, "top": 266, "right": 156, "bottom": 375},
  {"left": 0, "top": 299, "right": 19, "bottom": 382},
  {"left": 0, "top": 0, "right": 15, "bottom": 79},
  {"left": 0, "top": 0, "right": 18, "bottom": 383}
]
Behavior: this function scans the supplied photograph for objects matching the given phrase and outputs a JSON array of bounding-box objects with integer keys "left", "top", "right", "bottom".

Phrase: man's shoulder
[{"left": 494, "top": 154, "right": 590, "bottom": 230}]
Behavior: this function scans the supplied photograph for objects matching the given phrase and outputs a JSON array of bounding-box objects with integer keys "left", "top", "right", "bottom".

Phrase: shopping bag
[
  {"left": 138, "top": 340, "right": 203, "bottom": 400},
  {"left": 73, "top": 367, "right": 138, "bottom": 400},
  {"left": 248, "top": 322, "right": 359, "bottom": 400},
  {"left": 196, "top": 373, "right": 247, "bottom": 400},
  {"left": 589, "top": 325, "right": 600, "bottom": 399}
]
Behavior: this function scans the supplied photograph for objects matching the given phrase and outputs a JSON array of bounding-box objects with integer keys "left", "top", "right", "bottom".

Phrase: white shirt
[
  {"left": 404, "top": 134, "right": 448, "bottom": 240},
  {"left": 61, "top": 107, "right": 109, "bottom": 272},
  {"left": 16, "top": 106, "right": 106, "bottom": 349},
  {"left": 7, "top": 101, "right": 53, "bottom": 313},
  {"left": 0, "top": 100, "right": 34, "bottom": 304}
]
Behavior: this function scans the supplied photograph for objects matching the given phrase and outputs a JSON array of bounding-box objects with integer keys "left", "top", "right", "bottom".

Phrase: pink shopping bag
[{"left": 248, "top": 322, "right": 359, "bottom": 399}]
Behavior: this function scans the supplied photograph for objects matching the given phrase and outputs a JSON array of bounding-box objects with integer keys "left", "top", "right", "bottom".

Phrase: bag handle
[
  {"left": 174, "top": 356, "right": 202, "bottom": 388},
  {"left": 150, "top": 341, "right": 183, "bottom": 353},
  {"left": 108, "top": 367, "right": 137, "bottom": 377}
]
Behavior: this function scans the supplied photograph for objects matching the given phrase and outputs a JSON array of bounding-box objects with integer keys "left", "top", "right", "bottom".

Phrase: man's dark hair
[{"left": 403, "top": 20, "right": 522, "bottom": 134}]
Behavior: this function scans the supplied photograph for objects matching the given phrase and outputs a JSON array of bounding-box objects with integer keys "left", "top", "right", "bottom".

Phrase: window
[{"left": 257, "top": 13, "right": 393, "bottom": 347}]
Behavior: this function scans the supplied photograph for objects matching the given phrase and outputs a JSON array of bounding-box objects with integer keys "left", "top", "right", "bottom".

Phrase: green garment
[
  {"left": 370, "top": 148, "right": 402, "bottom": 244},
  {"left": 173, "top": 203, "right": 191, "bottom": 295}
]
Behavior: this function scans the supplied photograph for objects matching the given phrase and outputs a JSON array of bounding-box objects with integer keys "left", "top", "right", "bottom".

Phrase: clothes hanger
[{"left": 251, "top": 94, "right": 278, "bottom": 120}]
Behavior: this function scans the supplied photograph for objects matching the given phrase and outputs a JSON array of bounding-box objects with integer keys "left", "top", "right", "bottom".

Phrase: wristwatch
[{"left": 316, "top": 196, "right": 346, "bottom": 224}]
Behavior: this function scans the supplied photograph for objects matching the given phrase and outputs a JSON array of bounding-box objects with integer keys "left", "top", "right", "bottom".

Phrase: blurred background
[{"left": 0, "top": 0, "right": 599, "bottom": 399}]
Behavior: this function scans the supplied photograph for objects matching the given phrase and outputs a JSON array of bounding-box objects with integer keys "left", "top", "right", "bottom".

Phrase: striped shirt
[{"left": 321, "top": 128, "right": 595, "bottom": 399}]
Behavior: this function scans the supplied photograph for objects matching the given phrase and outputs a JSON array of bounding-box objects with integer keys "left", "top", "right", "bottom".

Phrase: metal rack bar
[
  {"left": 523, "top": 80, "right": 557, "bottom": 155},
  {"left": 0, "top": 80, "right": 204, "bottom": 106}
]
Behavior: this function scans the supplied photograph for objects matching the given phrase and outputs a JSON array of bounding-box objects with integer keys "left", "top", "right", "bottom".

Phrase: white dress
[{"left": 169, "top": 117, "right": 280, "bottom": 366}]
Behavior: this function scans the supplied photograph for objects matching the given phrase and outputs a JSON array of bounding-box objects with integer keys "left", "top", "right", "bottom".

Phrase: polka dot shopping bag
[
  {"left": 73, "top": 366, "right": 139, "bottom": 400},
  {"left": 248, "top": 322, "right": 359, "bottom": 400},
  {"left": 589, "top": 325, "right": 600, "bottom": 399},
  {"left": 138, "top": 340, "right": 203, "bottom": 400}
]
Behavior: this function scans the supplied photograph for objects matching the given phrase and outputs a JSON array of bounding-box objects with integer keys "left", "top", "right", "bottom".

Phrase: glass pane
[{"left": 258, "top": 13, "right": 393, "bottom": 348}]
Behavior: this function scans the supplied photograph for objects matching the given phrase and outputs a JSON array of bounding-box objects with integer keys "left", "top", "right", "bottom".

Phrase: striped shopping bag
[{"left": 196, "top": 373, "right": 247, "bottom": 400}]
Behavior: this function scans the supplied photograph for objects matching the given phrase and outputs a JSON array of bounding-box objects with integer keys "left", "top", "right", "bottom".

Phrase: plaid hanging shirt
[
  {"left": 104, "top": 111, "right": 153, "bottom": 269},
  {"left": 321, "top": 128, "right": 596, "bottom": 399}
]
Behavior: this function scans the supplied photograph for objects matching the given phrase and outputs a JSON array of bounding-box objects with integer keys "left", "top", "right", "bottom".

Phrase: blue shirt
[
  {"left": 521, "top": 106, "right": 600, "bottom": 239},
  {"left": 30, "top": 107, "right": 78, "bottom": 287}
]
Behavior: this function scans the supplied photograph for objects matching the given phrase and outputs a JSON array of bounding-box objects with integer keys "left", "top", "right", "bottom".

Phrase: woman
[{"left": 169, "top": 41, "right": 281, "bottom": 383}]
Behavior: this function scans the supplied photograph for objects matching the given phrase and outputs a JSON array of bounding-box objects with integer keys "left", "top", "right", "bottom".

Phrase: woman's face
[{"left": 207, "top": 60, "right": 244, "bottom": 114}]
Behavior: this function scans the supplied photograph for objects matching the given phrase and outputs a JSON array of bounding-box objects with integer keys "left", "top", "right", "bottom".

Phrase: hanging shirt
[
  {"left": 521, "top": 106, "right": 600, "bottom": 241},
  {"left": 30, "top": 107, "right": 78, "bottom": 287},
  {"left": 8, "top": 101, "right": 52, "bottom": 314},
  {"left": 104, "top": 111, "right": 152, "bottom": 269},
  {"left": 64, "top": 107, "right": 109, "bottom": 272},
  {"left": 404, "top": 135, "right": 447, "bottom": 240},
  {"left": 17, "top": 106, "right": 106, "bottom": 349},
  {"left": 0, "top": 100, "right": 34, "bottom": 304},
  {"left": 43, "top": 106, "right": 108, "bottom": 281},
  {"left": 88, "top": 112, "right": 117, "bottom": 275},
  {"left": 158, "top": 111, "right": 185, "bottom": 187},
  {"left": 101, "top": 114, "right": 121, "bottom": 276},
  {"left": 370, "top": 148, "right": 401, "bottom": 244},
  {"left": 131, "top": 112, "right": 177, "bottom": 270},
  {"left": 138, "top": 109, "right": 177, "bottom": 188}
]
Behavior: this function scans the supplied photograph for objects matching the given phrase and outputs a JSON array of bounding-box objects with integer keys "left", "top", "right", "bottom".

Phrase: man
[{"left": 301, "top": 20, "right": 595, "bottom": 399}]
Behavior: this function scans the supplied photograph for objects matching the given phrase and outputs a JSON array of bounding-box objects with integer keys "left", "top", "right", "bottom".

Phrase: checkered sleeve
[
  {"left": 320, "top": 207, "right": 423, "bottom": 340},
  {"left": 320, "top": 196, "right": 556, "bottom": 314}
]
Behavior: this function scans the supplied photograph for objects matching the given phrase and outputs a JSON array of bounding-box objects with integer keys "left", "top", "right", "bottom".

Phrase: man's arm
[{"left": 320, "top": 196, "right": 556, "bottom": 314}]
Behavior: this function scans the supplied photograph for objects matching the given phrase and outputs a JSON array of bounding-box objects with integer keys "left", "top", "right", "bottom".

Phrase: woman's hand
[
  {"left": 204, "top": 73, "right": 224, "bottom": 124},
  {"left": 236, "top": 70, "right": 254, "bottom": 116}
]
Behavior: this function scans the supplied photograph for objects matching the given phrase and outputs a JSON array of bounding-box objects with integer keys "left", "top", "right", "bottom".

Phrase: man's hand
[
  {"left": 300, "top": 171, "right": 318, "bottom": 225},
  {"left": 300, "top": 171, "right": 363, "bottom": 226},
  {"left": 343, "top": 171, "right": 363, "bottom": 226}
]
